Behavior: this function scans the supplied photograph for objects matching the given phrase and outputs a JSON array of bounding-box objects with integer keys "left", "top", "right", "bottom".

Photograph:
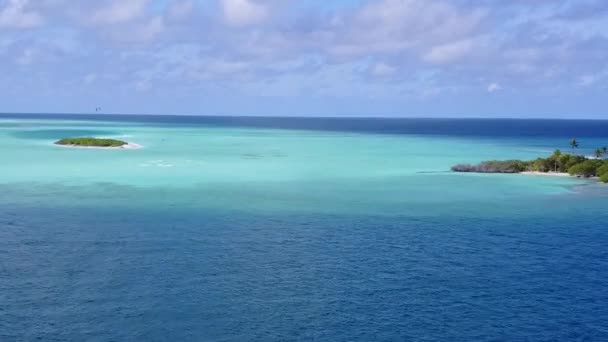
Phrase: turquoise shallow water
[
  {"left": 1, "top": 116, "right": 608, "bottom": 341},
  {"left": 0, "top": 117, "right": 603, "bottom": 214}
]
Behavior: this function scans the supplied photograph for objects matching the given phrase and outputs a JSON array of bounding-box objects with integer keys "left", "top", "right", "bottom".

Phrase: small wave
[{"left": 140, "top": 160, "right": 174, "bottom": 168}]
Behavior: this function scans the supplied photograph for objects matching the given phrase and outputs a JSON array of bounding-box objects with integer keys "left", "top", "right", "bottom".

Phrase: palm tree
[
  {"left": 570, "top": 138, "right": 579, "bottom": 153},
  {"left": 553, "top": 149, "right": 561, "bottom": 172},
  {"left": 602, "top": 146, "right": 607, "bottom": 158},
  {"left": 595, "top": 148, "right": 603, "bottom": 159}
]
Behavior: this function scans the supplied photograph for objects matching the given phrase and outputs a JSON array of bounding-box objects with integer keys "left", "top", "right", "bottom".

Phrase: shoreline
[
  {"left": 55, "top": 142, "right": 143, "bottom": 150},
  {"left": 520, "top": 171, "right": 600, "bottom": 181},
  {"left": 520, "top": 171, "right": 571, "bottom": 177},
  {"left": 452, "top": 151, "right": 607, "bottom": 184}
]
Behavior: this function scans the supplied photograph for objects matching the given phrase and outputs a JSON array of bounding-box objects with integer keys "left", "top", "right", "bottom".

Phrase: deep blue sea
[{"left": 1, "top": 115, "right": 608, "bottom": 341}]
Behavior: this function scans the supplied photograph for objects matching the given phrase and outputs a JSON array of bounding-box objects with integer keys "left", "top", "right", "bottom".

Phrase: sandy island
[{"left": 55, "top": 142, "right": 143, "bottom": 150}]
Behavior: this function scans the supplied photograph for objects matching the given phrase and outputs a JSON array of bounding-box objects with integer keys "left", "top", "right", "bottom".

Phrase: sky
[{"left": 0, "top": 0, "right": 607, "bottom": 118}]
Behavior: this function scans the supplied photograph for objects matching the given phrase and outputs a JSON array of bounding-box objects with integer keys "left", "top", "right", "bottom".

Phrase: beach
[{"left": 520, "top": 171, "right": 572, "bottom": 177}]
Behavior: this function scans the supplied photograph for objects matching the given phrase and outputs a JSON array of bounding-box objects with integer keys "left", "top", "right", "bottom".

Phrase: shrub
[
  {"left": 561, "top": 154, "right": 586, "bottom": 170},
  {"left": 531, "top": 158, "right": 556, "bottom": 172},
  {"left": 597, "top": 163, "right": 608, "bottom": 177},
  {"left": 452, "top": 160, "right": 528, "bottom": 173},
  {"left": 451, "top": 152, "right": 607, "bottom": 180},
  {"left": 568, "top": 160, "right": 603, "bottom": 177},
  {"left": 55, "top": 137, "right": 127, "bottom": 147}
]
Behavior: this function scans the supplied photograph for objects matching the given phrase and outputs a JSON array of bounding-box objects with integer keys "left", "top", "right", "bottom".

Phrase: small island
[
  {"left": 55, "top": 137, "right": 141, "bottom": 149},
  {"left": 452, "top": 141, "right": 608, "bottom": 183}
]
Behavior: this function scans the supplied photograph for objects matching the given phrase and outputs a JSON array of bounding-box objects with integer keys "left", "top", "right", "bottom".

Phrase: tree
[
  {"left": 568, "top": 160, "right": 602, "bottom": 178},
  {"left": 602, "top": 146, "right": 607, "bottom": 157},
  {"left": 598, "top": 163, "right": 608, "bottom": 178},
  {"left": 570, "top": 138, "right": 579, "bottom": 153},
  {"left": 552, "top": 149, "right": 561, "bottom": 172},
  {"left": 595, "top": 148, "right": 603, "bottom": 159}
]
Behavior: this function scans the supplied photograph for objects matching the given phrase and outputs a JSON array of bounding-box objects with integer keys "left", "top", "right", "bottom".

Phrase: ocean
[{"left": 1, "top": 114, "right": 608, "bottom": 341}]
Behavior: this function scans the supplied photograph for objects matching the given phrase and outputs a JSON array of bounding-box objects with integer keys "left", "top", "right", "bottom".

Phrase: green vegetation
[
  {"left": 451, "top": 160, "right": 528, "bottom": 173},
  {"left": 452, "top": 140, "right": 608, "bottom": 183},
  {"left": 55, "top": 137, "right": 127, "bottom": 147},
  {"left": 570, "top": 137, "right": 579, "bottom": 153},
  {"left": 598, "top": 164, "right": 608, "bottom": 177},
  {"left": 568, "top": 160, "right": 604, "bottom": 178},
  {"left": 595, "top": 148, "right": 604, "bottom": 159}
]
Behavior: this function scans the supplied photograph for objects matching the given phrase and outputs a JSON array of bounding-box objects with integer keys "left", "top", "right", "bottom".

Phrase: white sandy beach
[
  {"left": 520, "top": 171, "right": 571, "bottom": 177},
  {"left": 521, "top": 171, "right": 601, "bottom": 181}
]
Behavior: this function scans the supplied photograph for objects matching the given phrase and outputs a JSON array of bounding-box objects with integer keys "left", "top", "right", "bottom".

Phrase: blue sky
[{"left": 0, "top": 0, "right": 607, "bottom": 118}]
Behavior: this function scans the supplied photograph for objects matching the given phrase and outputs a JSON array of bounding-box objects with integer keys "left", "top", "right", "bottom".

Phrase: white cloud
[
  {"left": 578, "top": 69, "right": 608, "bottom": 87},
  {"left": 207, "top": 59, "right": 250, "bottom": 74},
  {"left": 0, "top": 0, "right": 606, "bottom": 113},
  {"left": 90, "top": 0, "right": 149, "bottom": 25},
  {"left": 0, "top": 0, "right": 43, "bottom": 28},
  {"left": 423, "top": 39, "right": 474, "bottom": 64},
  {"left": 487, "top": 82, "right": 501, "bottom": 92},
  {"left": 82, "top": 0, "right": 164, "bottom": 43},
  {"left": 135, "top": 79, "right": 151, "bottom": 92},
  {"left": 371, "top": 62, "right": 396, "bottom": 77},
  {"left": 166, "top": 0, "right": 196, "bottom": 21},
  {"left": 579, "top": 74, "right": 596, "bottom": 86},
  {"left": 15, "top": 47, "right": 35, "bottom": 65},
  {"left": 221, "top": 0, "right": 268, "bottom": 27},
  {"left": 84, "top": 73, "right": 97, "bottom": 84},
  {"left": 130, "top": 16, "right": 164, "bottom": 41},
  {"left": 102, "top": 16, "right": 164, "bottom": 43},
  {"left": 324, "top": 0, "right": 484, "bottom": 59}
]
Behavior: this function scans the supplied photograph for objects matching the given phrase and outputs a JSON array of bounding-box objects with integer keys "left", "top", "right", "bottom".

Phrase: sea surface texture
[{"left": 1, "top": 115, "right": 608, "bottom": 341}]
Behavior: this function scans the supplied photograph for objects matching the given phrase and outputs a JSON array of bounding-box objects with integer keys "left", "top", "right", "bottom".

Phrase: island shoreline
[
  {"left": 452, "top": 149, "right": 608, "bottom": 183},
  {"left": 54, "top": 142, "right": 143, "bottom": 150}
]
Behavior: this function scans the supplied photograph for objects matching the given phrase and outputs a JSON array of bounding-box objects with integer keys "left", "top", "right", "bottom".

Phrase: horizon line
[{"left": 1, "top": 111, "right": 607, "bottom": 121}]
